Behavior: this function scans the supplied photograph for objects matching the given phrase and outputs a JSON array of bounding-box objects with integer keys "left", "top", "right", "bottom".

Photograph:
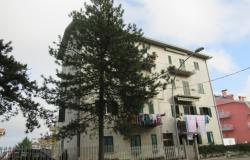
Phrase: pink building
[{"left": 215, "top": 90, "right": 250, "bottom": 144}]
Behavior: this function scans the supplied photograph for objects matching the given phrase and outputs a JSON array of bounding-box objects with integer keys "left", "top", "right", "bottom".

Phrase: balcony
[
  {"left": 131, "top": 113, "right": 162, "bottom": 128},
  {"left": 175, "top": 94, "right": 200, "bottom": 102},
  {"left": 168, "top": 66, "right": 195, "bottom": 77},
  {"left": 218, "top": 111, "right": 231, "bottom": 119},
  {"left": 221, "top": 124, "right": 234, "bottom": 131}
]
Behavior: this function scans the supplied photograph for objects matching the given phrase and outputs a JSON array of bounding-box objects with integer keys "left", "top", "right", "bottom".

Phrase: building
[
  {"left": 58, "top": 32, "right": 223, "bottom": 159},
  {"left": 215, "top": 90, "right": 250, "bottom": 144},
  {"left": 0, "top": 128, "right": 6, "bottom": 136}
]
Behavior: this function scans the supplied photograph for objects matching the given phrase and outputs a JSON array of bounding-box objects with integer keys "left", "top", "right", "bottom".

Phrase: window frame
[
  {"left": 104, "top": 136, "right": 114, "bottom": 153},
  {"left": 194, "top": 62, "right": 200, "bottom": 70}
]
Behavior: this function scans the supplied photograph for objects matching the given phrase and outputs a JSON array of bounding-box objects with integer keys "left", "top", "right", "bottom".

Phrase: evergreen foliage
[
  {"left": 17, "top": 137, "right": 32, "bottom": 149},
  {"left": 0, "top": 39, "right": 53, "bottom": 132},
  {"left": 42, "top": 0, "right": 170, "bottom": 159}
]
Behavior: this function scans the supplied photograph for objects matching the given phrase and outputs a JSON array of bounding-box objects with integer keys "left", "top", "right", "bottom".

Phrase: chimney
[
  {"left": 222, "top": 89, "right": 228, "bottom": 97},
  {"left": 239, "top": 96, "right": 246, "bottom": 101}
]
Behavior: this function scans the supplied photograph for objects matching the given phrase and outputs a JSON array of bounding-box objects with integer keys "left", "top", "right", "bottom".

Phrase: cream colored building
[{"left": 58, "top": 37, "right": 223, "bottom": 160}]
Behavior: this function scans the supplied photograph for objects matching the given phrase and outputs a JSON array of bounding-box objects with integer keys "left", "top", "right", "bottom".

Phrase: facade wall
[
  {"left": 59, "top": 38, "right": 223, "bottom": 159},
  {"left": 217, "top": 101, "right": 250, "bottom": 143}
]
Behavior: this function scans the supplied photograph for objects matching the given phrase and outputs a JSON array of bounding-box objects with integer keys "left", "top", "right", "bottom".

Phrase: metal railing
[
  {"left": 61, "top": 145, "right": 187, "bottom": 160},
  {"left": 0, "top": 147, "right": 53, "bottom": 160}
]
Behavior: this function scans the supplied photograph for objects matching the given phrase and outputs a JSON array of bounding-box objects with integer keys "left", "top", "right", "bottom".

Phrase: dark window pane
[
  {"left": 104, "top": 136, "right": 114, "bottom": 153},
  {"left": 148, "top": 102, "right": 154, "bottom": 114},
  {"left": 58, "top": 107, "right": 65, "bottom": 122}
]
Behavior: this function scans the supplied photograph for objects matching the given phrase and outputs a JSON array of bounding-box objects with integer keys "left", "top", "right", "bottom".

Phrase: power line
[{"left": 167, "top": 66, "right": 250, "bottom": 90}]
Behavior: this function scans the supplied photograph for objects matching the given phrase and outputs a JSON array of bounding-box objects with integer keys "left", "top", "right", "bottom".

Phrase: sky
[{"left": 1, "top": 0, "right": 250, "bottom": 146}]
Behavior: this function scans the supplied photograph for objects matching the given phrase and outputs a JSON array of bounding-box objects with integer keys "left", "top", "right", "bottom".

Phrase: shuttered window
[
  {"left": 58, "top": 107, "right": 65, "bottom": 122},
  {"left": 104, "top": 136, "right": 114, "bottom": 153},
  {"left": 168, "top": 56, "right": 172, "bottom": 65},
  {"left": 200, "top": 107, "right": 212, "bottom": 117},
  {"left": 207, "top": 132, "right": 214, "bottom": 144},
  {"left": 194, "top": 62, "right": 199, "bottom": 70},
  {"left": 182, "top": 81, "right": 190, "bottom": 96},
  {"left": 198, "top": 83, "right": 205, "bottom": 94},
  {"left": 148, "top": 102, "right": 154, "bottom": 114}
]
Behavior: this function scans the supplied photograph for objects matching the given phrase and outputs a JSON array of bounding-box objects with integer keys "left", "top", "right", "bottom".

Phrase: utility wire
[{"left": 167, "top": 66, "right": 250, "bottom": 90}]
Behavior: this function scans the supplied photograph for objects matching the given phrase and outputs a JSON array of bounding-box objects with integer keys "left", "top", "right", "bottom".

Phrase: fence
[
  {"left": 62, "top": 145, "right": 187, "bottom": 160},
  {"left": 0, "top": 147, "right": 53, "bottom": 160}
]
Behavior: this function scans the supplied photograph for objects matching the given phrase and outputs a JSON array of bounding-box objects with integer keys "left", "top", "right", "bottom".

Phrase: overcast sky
[{"left": 1, "top": 0, "right": 250, "bottom": 146}]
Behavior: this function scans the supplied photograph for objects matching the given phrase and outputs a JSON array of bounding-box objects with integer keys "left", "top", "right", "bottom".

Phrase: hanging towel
[
  {"left": 196, "top": 115, "right": 206, "bottom": 135},
  {"left": 156, "top": 114, "right": 162, "bottom": 124},
  {"left": 205, "top": 115, "right": 210, "bottom": 124},
  {"left": 185, "top": 115, "right": 197, "bottom": 133}
]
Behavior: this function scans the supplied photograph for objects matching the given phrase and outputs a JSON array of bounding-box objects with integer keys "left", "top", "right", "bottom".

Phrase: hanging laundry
[
  {"left": 184, "top": 115, "right": 197, "bottom": 133},
  {"left": 187, "top": 133, "right": 193, "bottom": 140},
  {"left": 196, "top": 115, "right": 206, "bottom": 135},
  {"left": 205, "top": 115, "right": 210, "bottom": 124},
  {"left": 156, "top": 114, "right": 162, "bottom": 124}
]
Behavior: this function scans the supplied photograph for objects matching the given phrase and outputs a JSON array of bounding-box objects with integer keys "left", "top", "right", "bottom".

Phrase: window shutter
[
  {"left": 58, "top": 107, "right": 65, "bottom": 122},
  {"left": 151, "top": 134, "right": 157, "bottom": 145},
  {"left": 168, "top": 56, "right": 172, "bottom": 65},
  {"left": 200, "top": 107, "right": 204, "bottom": 115},
  {"left": 148, "top": 102, "right": 154, "bottom": 114},
  {"left": 197, "top": 134, "right": 202, "bottom": 144},
  {"left": 208, "top": 108, "right": 212, "bottom": 117},
  {"left": 193, "top": 106, "right": 197, "bottom": 115}
]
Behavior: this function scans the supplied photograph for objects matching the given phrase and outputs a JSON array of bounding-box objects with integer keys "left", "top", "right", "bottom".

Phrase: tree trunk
[
  {"left": 98, "top": 65, "right": 105, "bottom": 160},
  {"left": 98, "top": 103, "right": 104, "bottom": 160}
]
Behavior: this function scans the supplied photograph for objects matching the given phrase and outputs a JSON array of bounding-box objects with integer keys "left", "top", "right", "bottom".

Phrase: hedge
[{"left": 199, "top": 143, "right": 250, "bottom": 157}]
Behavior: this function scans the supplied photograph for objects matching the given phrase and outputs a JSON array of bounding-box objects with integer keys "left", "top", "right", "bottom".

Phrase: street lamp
[{"left": 171, "top": 47, "right": 204, "bottom": 159}]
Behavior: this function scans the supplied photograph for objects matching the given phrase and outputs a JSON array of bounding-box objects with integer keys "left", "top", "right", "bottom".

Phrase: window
[
  {"left": 163, "top": 133, "right": 174, "bottom": 146},
  {"left": 151, "top": 134, "right": 158, "bottom": 153},
  {"left": 151, "top": 134, "right": 157, "bottom": 145},
  {"left": 183, "top": 106, "right": 197, "bottom": 115},
  {"left": 139, "top": 104, "right": 144, "bottom": 113},
  {"left": 104, "top": 136, "right": 114, "bottom": 153},
  {"left": 198, "top": 83, "right": 205, "bottom": 94},
  {"left": 197, "top": 134, "right": 203, "bottom": 144},
  {"left": 182, "top": 81, "right": 190, "bottom": 96},
  {"left": 168, "top": 56, "right": 172, "bottom": 65},
  {"left": 179, "top": 59, "right": 186, "bottom": 70},
  {"left": 200, "top": 107, "right": 212, "bottom": 117},
  {"left": 171, "top": 105, "right": 180, "bottom": 117},
  {"left": 148, "top": 102, "right": 154, "bottom": 114},
  {"left": 131, "top": 135, "right": 141, "bottom": 148},
  {"left": 106, "top": 101, "right": 118, "bottom": 115},
  {"left": 61, "top": 139, "right": 64, "bottom": 151},
  {"left": 58, "top": 107, "right": 65, "bottom": 122},
  {"left": 207, "top": 132, "right": 214, "bottom": 144},
  {"left": 194, "top": 62, "right": 199, "bottom": 70}
]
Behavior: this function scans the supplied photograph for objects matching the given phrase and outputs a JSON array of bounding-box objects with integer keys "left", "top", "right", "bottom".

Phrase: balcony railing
[
  {"left": 168, "top": 66, "right": 195, "bottom": 77},
  {"left": 221, "top": 124, "right": 234, "bottom": 131},
  {"left": 218, "top": 111, "right": 231, "bottom": 119},
  {"left": 131, "top": 114, "right": 162, "bottom": 127}
]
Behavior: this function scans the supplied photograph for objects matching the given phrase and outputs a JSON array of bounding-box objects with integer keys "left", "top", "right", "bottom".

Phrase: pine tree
[
  {"left": 42, "top": 0, "right": 169, "bottom": 159},
  {"left": 0, "top": 39, "right": 53, "bottom": 132},
  {"left": 17, "top": 137, "right": 32, "bottom": 149}
]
